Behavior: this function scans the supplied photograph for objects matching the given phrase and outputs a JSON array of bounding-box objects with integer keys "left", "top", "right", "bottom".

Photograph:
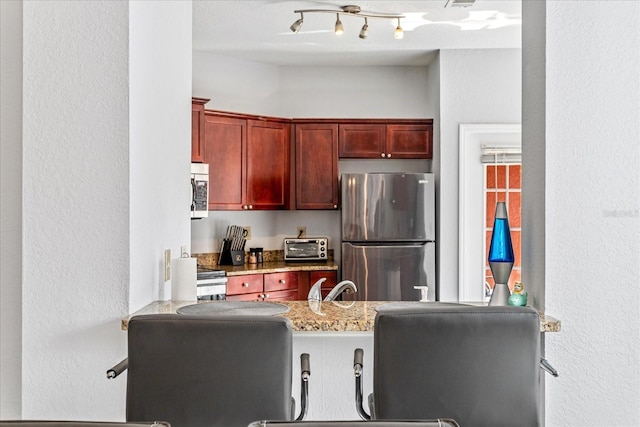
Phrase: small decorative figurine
[{"left": 508, "top": 281, "right": 528, "bottom": 306}]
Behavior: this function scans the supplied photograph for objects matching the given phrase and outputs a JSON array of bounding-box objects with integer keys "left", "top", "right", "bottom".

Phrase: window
[{"left": 484, "top": 163, "right": 521, "bottom": 300}]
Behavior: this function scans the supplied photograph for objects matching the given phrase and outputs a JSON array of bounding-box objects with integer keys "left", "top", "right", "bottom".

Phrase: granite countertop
[
  {"left": 214, "top": 261, "right": 338, "bottom": 277},
  {"left": 122, "top": 300, "right": 561, "bottom": 333}
]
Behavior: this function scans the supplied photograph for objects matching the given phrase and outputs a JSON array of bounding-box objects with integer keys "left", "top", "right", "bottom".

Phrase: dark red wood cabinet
[
  {"left": 294, "top": 123, "right": 339, "bottom": 210},
  {"left": 246, "top": 119, "right": 291, "bottom": 210},
  {"left": 203, "top": 113, "right": 290, "bottom": 211},
  {"left": 191, "top": 97, "right": 209, "bottom": 163},
  {"left": 203, "top": 113, "right": 247, "bottom": 210},
  {"left": 226, "top": 271, "right": 300, "bottom": 302},
  {"left": 338, "top": 124, "right": 386, "bottom": 158},
  {"left": 386, "top": 124, "right": 433, "bottom": 159},
  {"left": 193, "top": 100, "right": 433, "bottom": 211},
  {"left": 339, "top": 122, "right": 433, "bottom": 159}
]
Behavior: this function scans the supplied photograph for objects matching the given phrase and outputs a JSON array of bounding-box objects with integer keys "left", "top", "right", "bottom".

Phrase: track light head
[
  {"left": 334, "top": 14, "right": 344, "bottom": 35},
  {"left": 394, "top": 18, "right": 404, "bottom": 39},
  {"left": 359, "top": 18, "right": 368, "bottom": 39},
  {"left": 290, "top": 13, "right": 303, "bottom": 33}
]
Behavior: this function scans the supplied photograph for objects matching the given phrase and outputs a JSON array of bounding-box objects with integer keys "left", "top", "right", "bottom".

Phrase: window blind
[{"left": 481, "top": 144, "right": 521, "bottom": 163}]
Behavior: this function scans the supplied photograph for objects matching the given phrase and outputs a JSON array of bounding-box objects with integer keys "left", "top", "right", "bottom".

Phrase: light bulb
[
  {"left": 335, "top": 14, "right": 344, "bottom": 35},
  {"left": 290, "top": 14, "right": 304, "bottom": 33},
  {"left": 394, "top": 18, "right": 404, "bottom": 39},
  {"left": 359, "top": 18, "right": 368, "bottom": 39}
]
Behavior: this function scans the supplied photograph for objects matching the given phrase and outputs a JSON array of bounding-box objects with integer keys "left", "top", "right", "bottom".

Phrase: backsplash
[{"left": 194, "top": 249, "right": 334, "bottom": 267}]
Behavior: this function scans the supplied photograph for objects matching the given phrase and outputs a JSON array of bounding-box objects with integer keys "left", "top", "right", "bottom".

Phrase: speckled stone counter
[
  {"left": 122, "top": 300, "right": 561, "bottom": 333},
  {"left": 213, "top": 261, "right": 338, "bottom": 277}
]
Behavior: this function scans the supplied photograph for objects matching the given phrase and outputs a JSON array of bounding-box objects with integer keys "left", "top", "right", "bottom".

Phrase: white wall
[
  {"left": 534, "top": 1, "right": 640, "bottom": 425},
  {"left": 22, "top": 1, "right": 130, "bottom": 418},
  {"left": 0, "top": 0, "right": 23, "bottom": 419},
  {"left": 12, "top": 0, "right": 193, "bottom": 420},
  {"left": 278, "top": 66, "right": 435, "bottom": 119},
  {"left": 129, "top": 1, "right": 193, "bottom": 309},
  {"left": 438, "top": 48, "right": 522, "bottom": 301},
  {"left": 193, "top": 51, "right": 281, "bottom": 115}
]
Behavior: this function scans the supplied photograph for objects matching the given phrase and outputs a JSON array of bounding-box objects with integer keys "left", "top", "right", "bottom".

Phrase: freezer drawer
[{"left": 341, "top": 242, "right": 436, "bottom": 301}]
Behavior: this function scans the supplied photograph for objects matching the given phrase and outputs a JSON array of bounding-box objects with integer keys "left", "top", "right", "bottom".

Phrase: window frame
[{"left": 458, "top": 123, "right": 521, "bottom": 302}]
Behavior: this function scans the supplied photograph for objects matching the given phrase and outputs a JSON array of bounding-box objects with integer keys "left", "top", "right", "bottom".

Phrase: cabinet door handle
[
  {"left": 380, "top": 153, "right": 386, "bottom": 158},
  {"left": 279, "top": 279, "right": 286, "bottom": 284},
  {"left": 248, "top": 205, "right": 253, "bottom": 210},
  {"left": 243, "top": 205, "right": 248, "bottom": 210},
  {"left": 242, "top": 282, "right": 249, "bottom": 287},
  {"left": 333, "top": 204, "right": 338, "bottom": 209},
  {"left": 387, "top": 153, "right": 392, "bottom": 158},
  {"left": 264, "top": 293, "right": 270, "bottom": 299}
]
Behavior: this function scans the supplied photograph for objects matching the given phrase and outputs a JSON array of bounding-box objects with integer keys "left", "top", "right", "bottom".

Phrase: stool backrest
[
  {"left": 126, "top": 314, "right": 293, "bottom": 427},
  {"left": 373, "top": 304, "right": 541, "bottom": 427}
]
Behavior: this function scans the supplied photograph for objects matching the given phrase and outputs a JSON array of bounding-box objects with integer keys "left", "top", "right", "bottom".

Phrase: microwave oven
[
  {"left": 191, "top": 163, "right": 209, "bottom": 219},
  {"left": 284, "top": 238, "right": 329, "bottom": 261}
]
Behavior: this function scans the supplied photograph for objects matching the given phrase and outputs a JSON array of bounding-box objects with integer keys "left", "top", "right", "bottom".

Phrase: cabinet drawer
[
  {"left": 264, "top": 289, "right": 299, "bottom": 301},
  {"left": 227, "top": 274, "right": 263, "bottom": 295},
  {"left": 264, "top": 272, "right": 298, "bottom": 292},
  {"left": 225, "top": 292, "right": 264, "bottom": 302}
]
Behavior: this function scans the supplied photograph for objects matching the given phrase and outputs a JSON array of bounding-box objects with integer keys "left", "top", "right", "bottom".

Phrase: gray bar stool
[
  {"left": 353, "top": 304, "right": 544, "bottom": 426},
  {"left": 108, "top": 314, "right": 310, "bottom": 427}
]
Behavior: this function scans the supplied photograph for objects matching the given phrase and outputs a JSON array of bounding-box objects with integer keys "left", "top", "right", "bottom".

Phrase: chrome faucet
[
  {"left": 324, "top": 280, "right": 357, "bottom": 301},
  {"left": 307, "top": 278, "right": 326, "bottom": 302},
  {"left": 308, "top": 278, "right": 358, "bottom": 302}
]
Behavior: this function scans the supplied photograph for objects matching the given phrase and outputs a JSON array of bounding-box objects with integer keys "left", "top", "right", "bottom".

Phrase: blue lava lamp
[{"left": 488, "top": 202, "right": 514, "bottom": 306}]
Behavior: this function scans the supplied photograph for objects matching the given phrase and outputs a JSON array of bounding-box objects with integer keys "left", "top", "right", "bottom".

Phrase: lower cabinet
[
  {"left": 226, "top": 270, "right": 338, "bottom": 301},
  {"left": 226, "top": 271, "right": 298, "bottom": 302}
]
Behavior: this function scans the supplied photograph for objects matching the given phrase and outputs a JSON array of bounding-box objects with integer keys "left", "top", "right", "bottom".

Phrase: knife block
[{"left": 219, "top": 249, "right": 245, "bottom": 266}]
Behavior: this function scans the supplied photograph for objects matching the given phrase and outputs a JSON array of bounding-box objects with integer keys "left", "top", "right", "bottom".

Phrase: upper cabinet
[
  {"left": 246, "top": 119, "right": 291, "bottom": 210},
  {"left": 191, "top": 97, "right": 210, "bottom": 163},
  {"left": 386, "top": 124, "right": 433, "bottom": 159},
  {"left": 295, "top": 123, "right": 339, "bottom": 210},
  {"left": 203, "top": 112, "right": 290, "bottom": 211},
  {"left": 338, "top": 124, "right": 386, "bottom": 158},
  {"left": 193, "top": 100, "right": 433, "bottom": 211},
  {"left": 339, "top": 121, "right": 433, "bottom": 159},
  {"left": 203, "top": 113, "right": 246, "bottom": 210}
]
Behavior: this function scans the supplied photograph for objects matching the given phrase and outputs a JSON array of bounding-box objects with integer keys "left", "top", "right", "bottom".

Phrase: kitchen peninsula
[
  {"left": 121, "top": 297, "right": 560, "bottom": 420},
  {"left": 121, "top": 299, "right": 561, "bottom": 333}
]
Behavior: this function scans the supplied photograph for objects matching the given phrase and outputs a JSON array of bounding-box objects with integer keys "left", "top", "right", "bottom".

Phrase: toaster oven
[{"left": 284, "top": 238, "right": 328, "bottom": 261}]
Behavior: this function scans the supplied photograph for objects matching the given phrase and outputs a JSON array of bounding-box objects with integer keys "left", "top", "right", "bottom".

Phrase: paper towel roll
[{"left": 171, "top": 257, "right": 197, "bottom": 301}]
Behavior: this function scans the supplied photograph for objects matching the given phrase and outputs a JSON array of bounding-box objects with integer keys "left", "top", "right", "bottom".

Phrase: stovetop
[{"left": 196, "top": 266, "right": 226, "bottom": 280}]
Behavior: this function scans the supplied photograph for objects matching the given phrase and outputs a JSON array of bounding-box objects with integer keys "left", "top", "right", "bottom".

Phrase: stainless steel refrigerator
[{"left": 341, "top": 173, "right": 436, "bottom": 301}]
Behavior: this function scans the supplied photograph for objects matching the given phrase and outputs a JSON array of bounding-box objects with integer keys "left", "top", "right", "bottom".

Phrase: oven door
[{"left": 196, "top": 277, "right": 227, "bottom": 300}]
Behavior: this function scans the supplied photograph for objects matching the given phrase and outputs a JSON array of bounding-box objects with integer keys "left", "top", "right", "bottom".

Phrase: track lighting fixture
[
  {"left": 290, "top": 12, "right": 303, "bottom": 33},
  {"left": 289, "top": 5, "right": 404, "bottom": 40}
]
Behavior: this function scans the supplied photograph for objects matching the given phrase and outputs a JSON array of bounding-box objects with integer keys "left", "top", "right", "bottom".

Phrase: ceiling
[{"left": 192, "top": 0, "right": 522, "bottom": 67}]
